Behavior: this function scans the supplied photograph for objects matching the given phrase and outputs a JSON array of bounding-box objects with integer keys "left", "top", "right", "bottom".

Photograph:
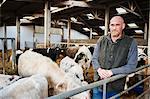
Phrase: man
[{"left": 92, "top": 16, "right": 138, "bottom": 99}]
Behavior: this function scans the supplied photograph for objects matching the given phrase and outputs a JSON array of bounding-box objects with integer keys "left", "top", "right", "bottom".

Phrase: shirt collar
[{"left": 106, "top": 32, "right": 125, "bottom": 42}]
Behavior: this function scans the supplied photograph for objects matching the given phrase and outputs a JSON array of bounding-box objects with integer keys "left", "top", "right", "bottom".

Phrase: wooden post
[
  {"left": 104, "top": 6, "right": 109, "bottom": 35},
  {"left": 44, "top": 0, "right": 49, "bottom": 48},
  {"left": 67, "top": 17, "right": 71, "bottom": 47},
  {"left": 16, "top": 17, "right": 20, "bottom": 50}
]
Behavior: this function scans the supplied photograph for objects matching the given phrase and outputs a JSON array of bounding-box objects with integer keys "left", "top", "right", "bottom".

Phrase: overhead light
[
  {"left": 87, "top": 16, "right": 94, "bottom": 20},
  {"left": 99, "top": 26, "right": 105, "bottom": 30},
  {"left": 23, "top": 16, "right": 35, "bottom": 20},
  {"left": 83, "top": 28, "right": 90, "bottom": 31},
  {"left": 71, "top": 17, "right": 77, "bottom": 22},
  {"left": 116, "top": 8, "right": 127, "bottom": 14},
  {"left": 86, "top": 0, "right": 93, "bottom": 2},
  {"left": 127, "top": 23, "right": 139, "bottom": 28},
  {"left": 51, "top": 6, "right": 72, "bottom": 13},
  {"left": 62, "top": 1, "right": 89, "bottom": 7},
  {"left": 86, "top": 13, "right": 94, "bottom": 19},
  {"left": 92, "top": 32, "right": 98, "bottom": 35},
  {"left": 134, "top": 30, "right": 144, "bottom": 33},
  {"left": 20, "top": 19, "right": 32, "bottom": 23},
  {"left": 86, "top": 13, "right": 93, "bottom": 17}
]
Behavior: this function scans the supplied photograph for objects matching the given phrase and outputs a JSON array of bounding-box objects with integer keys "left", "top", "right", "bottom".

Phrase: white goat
[
  {"left": 60, "top": 56, "right": 84, "bottom": 83},
  {"left": 0, "top": 74, "right": 48, "bottom": 99},
  {"left": 74, "top": 46, "right": 92, "bottom": 69},
  {"left": 18, "top": 50, "right": 91, "bottom": 99},
  {"left": 0, "top": 74, "right": 20, "bottom": 89}
]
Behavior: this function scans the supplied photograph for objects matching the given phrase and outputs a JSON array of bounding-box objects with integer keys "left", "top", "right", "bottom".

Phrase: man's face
[{"left": 109, "top": 16, "right": 125, "bottom": 37}]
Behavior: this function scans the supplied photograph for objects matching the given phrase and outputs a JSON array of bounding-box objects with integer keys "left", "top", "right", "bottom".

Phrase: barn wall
[
  {"left": 0, "top": 26, "right": 89, "bottom": 49},
  {"left": 63, "top": 28, "right": 89, "bottom": 40},
  {"left": 0, "top": 26, "right": 33, "bottom": 49}
]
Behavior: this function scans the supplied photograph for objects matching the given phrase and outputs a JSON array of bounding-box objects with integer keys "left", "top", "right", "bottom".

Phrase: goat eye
[
  {"left": 70, "top": 65, "right": 74, "bottom": 67},
  {"left": 76, "top": 75, "right": 79, "bottom": 78}
]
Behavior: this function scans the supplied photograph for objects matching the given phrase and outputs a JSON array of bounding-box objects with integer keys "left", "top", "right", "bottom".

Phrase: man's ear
[{"left": 122, "top": 23, "right": 125, "bottom": 30}]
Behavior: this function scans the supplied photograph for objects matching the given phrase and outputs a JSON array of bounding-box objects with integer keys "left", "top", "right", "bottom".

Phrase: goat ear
[{"left": 56, "top": 81, "right": 67, "bottom": 91}]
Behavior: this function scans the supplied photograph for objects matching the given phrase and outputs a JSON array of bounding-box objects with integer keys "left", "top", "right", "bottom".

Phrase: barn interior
[
  {"left": 0, "top": 0, "right": 150, "bottom": 99},
  {"left": 0, "top": 0, "right": 149, "bottom": 39}
]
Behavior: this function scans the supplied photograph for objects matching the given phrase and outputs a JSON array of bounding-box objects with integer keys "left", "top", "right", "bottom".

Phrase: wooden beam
[
  {"left": 0, "top": 0, "right": 6, "bottom": 7},
  {"left": 133, "top": 0, "right": 146, "bottom": 21},
  {"left": 120, "top": 5, "right": 141, "bottom": 18}
]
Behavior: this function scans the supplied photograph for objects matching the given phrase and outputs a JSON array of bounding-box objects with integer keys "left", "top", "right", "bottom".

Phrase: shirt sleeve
[
  {"left": 92, "top": 38, "right": 101, "bottom": 70},
  {"left": 111, "top": 39, "right": 138, "bottom": 75}
]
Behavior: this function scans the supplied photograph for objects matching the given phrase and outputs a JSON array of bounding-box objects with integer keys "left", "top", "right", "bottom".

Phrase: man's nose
[{"left": 113, "top": 26, "right": 117, "bottom": 29}]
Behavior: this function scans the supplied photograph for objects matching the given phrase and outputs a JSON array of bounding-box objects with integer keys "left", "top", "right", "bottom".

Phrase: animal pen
[{"left": 47, "top": 65, "right": 150, "bottom": 99}]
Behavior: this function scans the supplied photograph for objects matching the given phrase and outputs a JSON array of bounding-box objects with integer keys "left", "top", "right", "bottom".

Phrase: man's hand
[{"left": 97, "top": 68, "right": 113, "bottom": 79}]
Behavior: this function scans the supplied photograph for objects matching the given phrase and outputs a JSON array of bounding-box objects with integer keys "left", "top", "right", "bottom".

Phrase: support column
[
  {"left": 3, "top": 24, "right": 7, "bottom": 73},
  {"left": 90, "top": 28, "right": 92, "bottom": 39},
  {"left": 148, "top": 9, "right": 150, "bottom": 65},
  {"left": 146, "top": 9, "right": 150, "bottom": 97},
  {"left": 49, "top": 3, "right": 51, "bottom": 46},
  {"left": 33, "top": 24, "right": 36, "bottom": 48},
  {"left": 16, "top": 17, "right": 20, "bottom": 50},
  {"left": 67, "top": 17, "right": 71, "bottom": 47},
  {"left": 144, "top": 23, "right": 148, "bottom": 40},
  {"left": 62, "top": 27, "right": 64, "bottom": 42},
  {"left": 4, "top": 23, "right": 7, "bottom": 51},
  {"left": 44, "top": 0, "right": 49, "bottom": 48},
  {"left": 104, "top": 7, "right": 109, "bottom": 35},
  {"left": 4, "top": 24, "right": 7, "bottom": 38}
]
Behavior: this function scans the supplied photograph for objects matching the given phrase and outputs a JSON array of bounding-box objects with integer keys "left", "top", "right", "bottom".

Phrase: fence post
[{"left": 103, "top": 83, "right": 107, "bottom": 99}]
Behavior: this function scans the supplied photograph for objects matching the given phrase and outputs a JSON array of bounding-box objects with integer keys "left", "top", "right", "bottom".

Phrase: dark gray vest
[{"left": 98, "top": 35, "right": 133, "bottom": 92}]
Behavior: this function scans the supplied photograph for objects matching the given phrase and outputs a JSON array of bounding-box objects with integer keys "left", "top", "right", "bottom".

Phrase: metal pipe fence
[
  {"left": 0, "top": 38, "right": 16, "bottom": 74},
  {"left": 110, "top": 75, "right": 150, "bottom": 99},
  {"left": 46, "top": 65, "right": 150, "bottom": 99}
]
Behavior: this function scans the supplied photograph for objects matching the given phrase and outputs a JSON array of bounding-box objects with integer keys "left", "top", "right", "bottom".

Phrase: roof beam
[
  {"left": 78, "top": 16, "right": 90, "bottom": 29},
  {"left": 133, "top": 0, "right": 146, "bottom": 21},
  {"left": 14, "top": 0, "right": 43, "bottom": 3},
  {"left": 107, "top": 0, "right": 128, "bottom": 7},
  {"left": 78, "top": 16, "right": 99, "bottom": 34},
  {"left": 0, "top": 0, "right": 6, "bottom": 7},
  {"left": 51, "top": 6, "right": 74, "bottom": 14},
  {"left": 119, "top": 5, "right": 141, "bottom": 18}
]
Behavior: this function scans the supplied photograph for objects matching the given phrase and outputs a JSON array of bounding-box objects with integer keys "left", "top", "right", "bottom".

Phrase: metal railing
[
  {"left": 0, "top": 38, "right": 16, "bottom": 74},
  {"left": 46, "top": 65, "right": 150, "bottom": 99}
]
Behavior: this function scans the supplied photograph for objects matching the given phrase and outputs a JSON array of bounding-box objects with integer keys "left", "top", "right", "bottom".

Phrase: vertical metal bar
[
  {"left": 44, "top": 0, "right": 49, "bottom": 48},
  {"left": 1, "top": 38, "right": 5, "bottom": 74},
  {"left": 148, "top": 6, "right": 150, "bottom": 66},
  {"left": 103, "top": 83, "right": 107, "bottom": 99},
  {"left": 90, "top": 28, "right": 92, "bottom": 39},
  {"left": 4, "top": 24, "right": 8, "bottom": 64},
  {"left": 49, "top": 2, "right": 51, "bottom": 46},
  {"left": 67, "top": 17, "right": 71, "bottom": 47},
  {"left": 16, "top": 17, "right": 20, "bottom": 50},
  {"left": 144, "top": 23, "right": 148, "bottom": 40},
  {"left": 33, "top": 25, "right": 36, "bottom": 49},
  {"left": 11, "top": 38, "right": 16, "bottom": 70},
  {"left": 61, "top": 28, "right": 64, "bottom": 42}
]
